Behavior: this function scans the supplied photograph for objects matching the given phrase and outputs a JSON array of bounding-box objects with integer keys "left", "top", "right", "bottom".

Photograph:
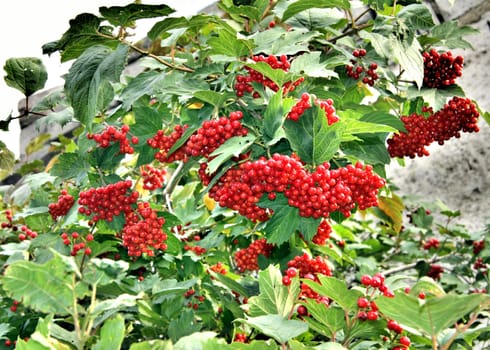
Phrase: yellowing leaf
[
  {"left": 203, "top": 193, "right": 216, "bottom": 211},
  {"left": 25, "top": 133, "right": 51, "bottom": 156},
  {"left": 378, "top": 194, "right": 404, "bottom": 233},
  {"left": 45, "top": 154, "right": 60, "bottom": 172},
  {"left": 187, "top": 102, "right": 204, "bottom": 109}
]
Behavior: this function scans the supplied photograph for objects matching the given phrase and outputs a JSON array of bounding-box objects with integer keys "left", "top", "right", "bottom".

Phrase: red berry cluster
[
  {"left": 208, "top": 262, "right": 227, "bottom": 275},
  {"left": 1, "top": 209, "right": 14, "bottom": 229},
  {"left": 184, "top": 243, "right": 207, "bottom": 256},
  {"left": 147, "top": 125, "right": 190, "bottom": 163},
  {"left": 9, "top": 300, "right": 21, "bottom": 312},
  {"left": 122, "top": 202, "right": 167, "bottom": 257},
  {"left": 473, "top": 240, "right": 485, "bottom": 255},
  {"left": 356, "top": 296, "right": 380, "bottom": 321},
  {"left": 427, "top": 264, "right": 444, "bottom": 280},
  {"left": 233, "top": 333, "right": 248, "bottom": 343},
  {"left": 140, "top": 165, "right": 166, "bottom": 190},
  {"left": 234, "top": 54, "right": 304, "bottom": 97},
  {"left": 184, "top": 289, "right": 206, "bottom": 310},
  {"left": 87, "top": 125, "right": 138, "bottom": 154},
  {"left": 48, "top": 189, "right": 75, "bottom": 220},
  {"left": 78, "top": 180, "right": 139, "bottom": 222},
  {"left": 360, "top": 273, "right": 394, "bottom": 298},
  {"left": 345, "top": 49, "right": 379, "bottom": 86},
  {"left": 287, "top": 93, "right": 339, "bottom": 125},
  {"left": 205, "top": 154, "right": 385, "bottom": 223},
  {"left": 387, "top": 97, "right": 480, "bottom": 158},
  {"left": 423, "top": 49, "right": 463, "bottom": 88},
  {"left": 423, "top": 237, "right": 440, "bottom": 250},
  {"left": 284, "top": 253, "right": 332, "bottom": 300},
  {"left": 184, "top": 111, "right": 248, "bottom": 158},
  {"left": 284, "top": 162, "right": 385, "bottom": 219},
  {"left": 18, "top": 225, "right": 38, "bottom": 241},
  {"left": 312, "top": 220, "right": 332, "bottom": 245},
  {"left": 287, "top": 93, "right": 311, "bottom": 121},
  {"left": 387, "top": 320, "right": 411, "bottom": 350},
  {"left": 473, "top": 257, "right": 487, "bottom": 270},
  {"left": 234, "top": 238, "right": 274, "bottom": 272},
  {"left": 61, "top": 231, "right": 93, "bottom": 256}
]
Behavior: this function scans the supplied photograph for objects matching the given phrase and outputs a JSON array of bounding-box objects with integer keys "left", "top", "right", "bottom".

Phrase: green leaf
[
  {"left": 407, "top": 85, "right": 465, "bottom": 111},
  {"left": 99, "top": 4, "right": 174, "bottom": 28},
  {"left": 248, "top": 265, "right": 300, "bottom": 318},
  {"left": 251, "top": 28, "right": 320, "bottom": 56},
  {"left": 25, "top": 133, "right": 51, "bottom": 156},
  {"left": 174, "top": 331, "right": 217, "bottom": 350},
  {"left": 303, "top": 302, "right": 345, "bottom": 339},
  {"left": 34, "top": 108, "right": 74, "bottom": 131},
  {"left": 0, "top": 141, "right": 15, "bottom": 181},
  {"left": 263, "top": 91, "right": 288, "bottom": 146},
  {"left": 341, "top": 119, "right": 396, "bottom": 135},
  {"left": 390, "top": 36, "right": 423, "bottom": 88},
  {"left": 92, "top": 293, "right": 142, "bottom": 319},
  {"left": 208, "top": 29, "right": 253, "bottom": 57},
  {"left": 361, "top": 111, "right": 406, "bottom": 132},
  {"left": 258, "top": 193, "right": 321, "bottom": 244},
  {"left": 2, "top": 255, "right": 76, "bottom": 315},
  {"left": 245, "top": 61, "right": 290, "bottom": 89},
  {"left": 3, "top": 57, "right": 47, "bottom": 96},
  {"left": 130, "top": 340, "right": 173, "bottom": 350},
  {"left": 241, "top": 314, "right": 308, "bottom": 344},
  {"left": 284, "top": 104, "right": 341, "bottom": 165},
  {"left": 303, "top": 275, "right": 362, "bottom": 312},
  {"left": 429, "top": 21, "right": 479, "bottom": 49},
  {"left": 148, "top": 17, "right": 189, "bottom": 40},
  {"left": 341, "top": 134, "right": 391, "bottom": 165},
  {"left": 207, "top": 134, "right": 256, "bottom": 174},
  {"left": 65, "top": 44, "right": 129, "bottom": 130},
  {"left": 290, "top": 52, "right": 338, "bottom": 78},
  {"left": 50, "top": 152, "right": 90, "bottom": 183},
  {"left": 376, "top": 292, "right": 490, "bottom": 336},
  {"left": 193, "top": 91, "right": 236, "bottom": 109},
  {"left": 397, "top": 4, "right": 434, "bottom": 31},
  {"left": 42, "top": 13, "right": 119, "bottom": 62},
  {"left": 93, "top": 314, "right": 125, "bottom": 350},
  {"left": 168, "top": 310, "right": 202, "bottom": 342},
  {"left": 282, "top": 0, "right": 350, "bottom": 22},
  {"left": 359, "top": 32, "right": 392, "bottom": 58}
]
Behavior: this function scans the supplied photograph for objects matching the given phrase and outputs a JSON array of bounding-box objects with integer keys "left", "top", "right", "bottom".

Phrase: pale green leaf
[
  {"left": 241, "top": 314, "right": 308, "bottom": 344},
  {"left": 92, "top": 314, "right": 126, "bottom": 350},
  {"left": 282, "top": 0, "right": 350, "bottom": 22},
  {"left": 207, "top": 134, "right": 256, "bottom": 174},
  {"left": 390, "top": 36, "right": 424, "bottom": 88},
  {"left": 290, "top": 52, "right": 338, "bottom": 78}
]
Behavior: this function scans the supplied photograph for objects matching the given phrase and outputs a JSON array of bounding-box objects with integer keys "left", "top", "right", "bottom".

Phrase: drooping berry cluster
[
  {"left": 287, "top": 93, "right": 311, "bottom": 121},
  {"left": 423, "top": 49, "right": 464, "bottom": 88},
  {"left": 61, "top": 231, "right": 94, "bottom": 256},
  {"left": 147, "top": 125, "right": 190, "bottom": 163},
  {"left": 387, "top": 97, "right": 480, "bottom": 158},
  {"left": 287, "top": 93, "right": 339, "bottom": 125},
  {"left": 473, "top": 240, "right": 485, "bottom": 255},
  {"left": 427, "top": 264, "right": 444, "bottom": 280},
  {"left": 48, "top": 189, "right": 75, "bottom": 220},
  {"left": 234, "top": 238, "right": 274, "bottom": 272},
  {"left": 184, "top": 111, "right": 248, "bottom": 158},
  {"left": 87, "top": 125, "right": 138, "bottom": 154},
  {"left": 140, "top": 165, "right": 166, "bottom": 191},
  {"left": 284, "top": 162, "right": 385, "bottom": 218},
  {"left": 345, "top": 49, "right": 379, "bottom": 86},
  {"left": 1, "top": 209, "right": 14, "bottom": 229},
  {"left": 386, "top": 320, "right": 411, "bottom": 350},
  {"left": 234, "top": 54, "right": 304, "bottom": 97},
  {"left": 78, "top": 180, "right": 139, "bottom": 222},
  {"left": 184, "top": 288, "right": 206, "bottom": 310},
  {"left": 122, "top": 202, "right": 167, "bottom": 257},
  {"left": 423, "top": 237, "right": 440, "bottom": 250},
  {"left": 284, "top": 253, "right": 332, "bottom": 300},
  {"left": 312, "top": 220, "right": 332, "bottom": 245}
]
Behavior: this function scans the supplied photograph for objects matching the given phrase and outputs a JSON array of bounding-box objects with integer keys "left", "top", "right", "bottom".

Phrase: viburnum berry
[
  {"left": 282, "top": 275, "right": 292, "bottom": 286},
  {"left": 140, "top": 164, "right": 166, "bottom": 190},
  {"left": 423, "top": 237, "right": 440, "bottom": 250},
  {"left": 346, "top": 48, "right": 379, "bottom": 85},
  {"left": 234, "top": 333, "right": 248, "bottom": 343},
  {"left": 427, "top": 264, "right": 444, "bottom": 280},
  {"left": 287, "top": 253, "right": 332, "bottom": 300},
  {"left": 48, "top": 189, "right": 75, "bottom": 220},
  {"left": 387, "top": 319, "right": 404, "bottom": 334},
  {"left": 366, "top": 310, "right": 379, "bottom": 321},
  {"left": 148, "top": 124, "right": 190, "bottom": 163},
  {"left": 297, "top": 305, "right": 308, "bottom": 316},
  {"left": 473, "top": 240, "right": 485, "bottom": 255},
  {"left": 399, "top": 335, "right": 411, "bottom": 347},
  {"left": 357, "top": 297, "right": 369, "bottom": 308},
  {"left": 87, "top": 125, "right": 137, "bottom": 154},
  {"left": 423, "top": 49, "right": 463, "bottom": 88},
  {"left": 234, "top": 238, "right": 274, "bottom": 272},
  {"left": 234, "top": 54, "right": 304, "bottom": 97},
  {"left": 122, "top": 202, "right": 167, "bottom": 257},
  {"left": 184, "top": 111, "right": 248, "bottom": 158},
  {"left": 78, "top": 180, "right": 138, "bottom": 222}
]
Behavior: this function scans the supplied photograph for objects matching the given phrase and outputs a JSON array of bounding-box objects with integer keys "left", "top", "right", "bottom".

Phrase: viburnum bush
[{"left": 0, "top": 1, "right": 490, "bottom": 349}]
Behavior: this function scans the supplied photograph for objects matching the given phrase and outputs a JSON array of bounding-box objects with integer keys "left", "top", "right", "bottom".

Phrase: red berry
[
  {"left": 399, "top": 336, "right": 411, "bottom": 346},
  {"left": 282, "top": 275, "right": 292, "bottom": 286},
  {"left": 357, "top": 297, "right": 369, "bottom": 308}
]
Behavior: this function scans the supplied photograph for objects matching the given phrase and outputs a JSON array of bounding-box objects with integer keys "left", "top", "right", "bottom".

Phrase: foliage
[{"left": 0, "top": 1, "right": 489, "bottom": 349}]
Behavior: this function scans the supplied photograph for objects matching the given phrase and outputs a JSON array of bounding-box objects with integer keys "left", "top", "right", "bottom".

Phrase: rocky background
[{"left": 11, "top": 0, "right": 490, "bottom": 231}]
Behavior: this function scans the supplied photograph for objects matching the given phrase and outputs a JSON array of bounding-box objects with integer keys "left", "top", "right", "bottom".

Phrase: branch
[
  {"left": 329, "top": 23, "right": 373, "bottom": 44},
  {"left": 383, "top": 255, "right": 442, "bottom": 276}
]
